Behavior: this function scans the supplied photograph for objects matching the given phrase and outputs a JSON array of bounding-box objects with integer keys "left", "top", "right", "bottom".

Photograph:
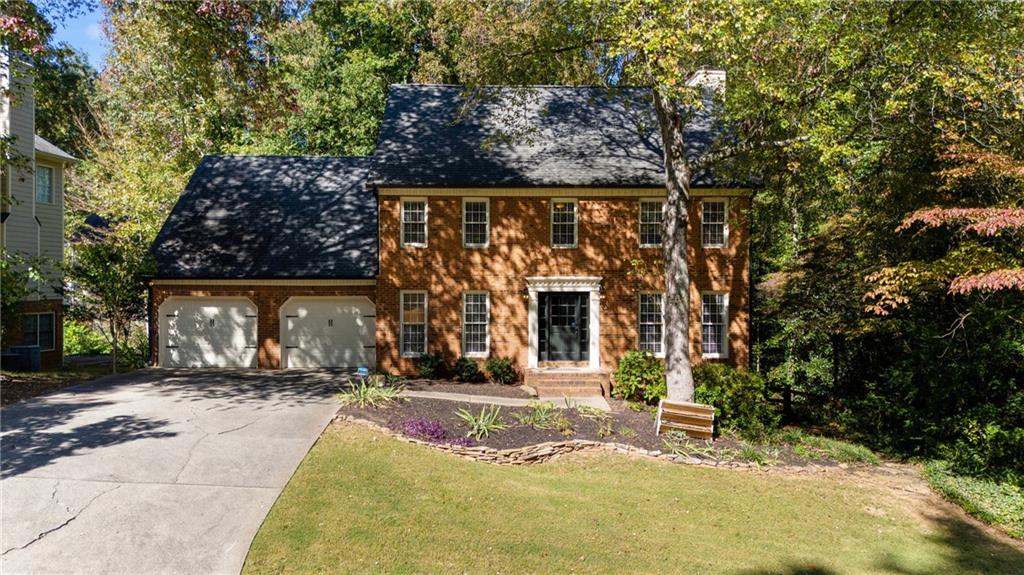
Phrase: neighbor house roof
[
  {"left": 150, "top": 156, "right": 377, "bottom": 279},
  {"left": 373, "top": 84, "right": 738, "bottom": 188},
  {"left": 34, "top": 135, "right": 76, "bottom": 162}
]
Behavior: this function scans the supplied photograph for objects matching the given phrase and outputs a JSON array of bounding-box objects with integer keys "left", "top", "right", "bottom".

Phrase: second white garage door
[
  {"left": 281, "top": 297, "right": 376, "bottom": 369},
  {"left": 159, "top": 297, "right": 258, "bottom": 368}
]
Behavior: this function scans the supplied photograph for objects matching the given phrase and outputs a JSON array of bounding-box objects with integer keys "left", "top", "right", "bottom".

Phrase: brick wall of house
[
  {"left": 3, "top": 299, "right": 64, "bottom": 370},
  {"left": 376, "top": 192, "right": 750, "bottom": 376},
  {"left": 149, "top": 283, "right": 376, "bottom": 369}
]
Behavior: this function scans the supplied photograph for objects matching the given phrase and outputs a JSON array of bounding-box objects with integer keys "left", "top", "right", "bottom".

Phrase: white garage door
[
  {"left": 159, "top": 298, "right": 258, "bottom": 368},
  {"left": 281, "top": 297, "right": 375, "bottom": 369}
]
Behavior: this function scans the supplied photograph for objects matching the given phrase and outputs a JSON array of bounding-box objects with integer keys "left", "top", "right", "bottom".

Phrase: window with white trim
[
  {"left": 462, "top": 292, "right": 489, "bottom": 356},
  {"left": 702, "top": 200, "right": 727, "bottom": 247},
  {"left": 463, "top": 199, "right": 489, "bottom": 247},
  {"left": 21, "top": 312, "right": 55, "bottom": 351},
  {"left": 639, "top": 199, "right": 664, "bottom": 247},
  {"left": 35, "top": 165, "right": 53, "bottom": 204},
  {"left": 551, "top": 199, "right": 577, "bottom": 247},
  {"left": 400, "top": 292, "right": 427, "bottom": 356},
  {"left": 401, "top": 199, "right": 427, "bottom": 247},
  {"left": 701, "top": 293, "right": 728, "bottom": 358},
  {"left": 638, "top": 293, "right": 664, "bottom": 355}
]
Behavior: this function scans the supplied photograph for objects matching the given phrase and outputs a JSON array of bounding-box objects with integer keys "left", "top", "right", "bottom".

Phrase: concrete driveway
[{"left": 1, "top": 369, "right": 343, "bottom": 575}]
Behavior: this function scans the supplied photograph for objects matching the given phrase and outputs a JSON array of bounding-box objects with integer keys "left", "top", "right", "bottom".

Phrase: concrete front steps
[{"left": 524, "top": 368, "right": 610, "bottom": 398}]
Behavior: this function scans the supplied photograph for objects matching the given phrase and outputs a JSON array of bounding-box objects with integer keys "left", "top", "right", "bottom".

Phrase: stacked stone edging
[{"left": 336, "top": 415, "right": 838, "bottom": 473}]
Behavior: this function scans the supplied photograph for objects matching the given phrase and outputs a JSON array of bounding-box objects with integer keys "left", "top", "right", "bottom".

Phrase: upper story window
[
  {"left": 550, "top": 198, "right": 577, "bottom": 248},
  {"left": 35, "top": 165, "right": 53, "bottom": 204},
  {"left": 463, "top": 198, "right": 489, "bottom": 248},
  {"left": 639, "top": 199, "right": 664, "bottom": 247},
  {"left": 462, "top": 291, "right": 490, "bottom": 357},
  {"left": 638, "top": 293, "right": 664, "bottom": 355},
  {"left": 400, "top": 291, "right": 427, "bottom": 357},
  {"left": 701, "top": 292, "right": 728, "bottom": 358},
  {"left": 401, "top": 198, "right": 427, "bottom": 247},
  {"left": 701, "top": 199, "right": 728, "bottom": 248}
]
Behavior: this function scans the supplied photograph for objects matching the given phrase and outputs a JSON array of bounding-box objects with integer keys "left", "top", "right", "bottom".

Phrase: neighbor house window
[
  {"left": 639, "top": 199, "right": 664, "bottom": 247},
  {"left": 462, "top": 292, "right": 490, "bottom": 357},
  {"left": 401, "top": 198, "right": 427, "bottom": 247},
  {"left": 701, "top": 200, "right": 727, "bottom": 247},
  {"left": 638, "top": 293, "right": 664, "bottom": 355},
  {"left": 21, "top": 312, "right": 55, "bottom": 351},
  {"left": 463, "top": 198, "right": 489, "bottom": 248},
  {"left": 400, "top": 291, "right": 427, "bottom": 357},
  {"left": 701, "top": 293, "right": 728, "bottom": 358},
  {"left": 35, "top": 165, "right": 53, "bottom": 204},
  {"left": 551, "top": 199, "right": 577, "bottom": 248}
]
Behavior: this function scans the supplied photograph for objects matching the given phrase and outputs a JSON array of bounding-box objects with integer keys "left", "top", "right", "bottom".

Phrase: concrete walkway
[
  {"left": 400, "top": 389, "right": 611, "bottom": 411},
  {"left": 1, "top": 368, "right": 342, "bottom": 575}
]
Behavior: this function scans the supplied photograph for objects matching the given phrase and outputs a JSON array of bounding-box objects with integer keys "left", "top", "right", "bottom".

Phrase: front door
[{"left": 539, "top": 292, "right": 588, "bottom": 362}]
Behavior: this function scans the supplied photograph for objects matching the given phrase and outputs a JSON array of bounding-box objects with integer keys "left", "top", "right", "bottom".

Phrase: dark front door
[{"left": 539, "top": 292, "right": 588, "bottom": 362}]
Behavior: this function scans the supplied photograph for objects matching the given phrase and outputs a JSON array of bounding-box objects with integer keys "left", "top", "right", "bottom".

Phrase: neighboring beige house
[{"left": 2, "top": 54, "right": 76, "bottom": 369}]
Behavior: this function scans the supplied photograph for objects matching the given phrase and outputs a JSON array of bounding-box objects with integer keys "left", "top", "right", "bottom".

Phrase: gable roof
[
  {"left": 372, "top": 85, "right": 732, "bottom": 188},
  {"left": 150, "top": 156, "right": 377, "bottom": 279}
]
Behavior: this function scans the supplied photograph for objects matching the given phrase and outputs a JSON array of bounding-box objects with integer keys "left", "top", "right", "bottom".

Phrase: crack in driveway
[{"left": 2, "top": 485, "right": 122, "bottom": 556}]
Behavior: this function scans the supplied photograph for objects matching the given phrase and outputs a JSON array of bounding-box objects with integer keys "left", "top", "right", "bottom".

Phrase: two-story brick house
[
  {"left": 2, "top": 55, "right": 77, "bottom": 369},
  {"left": 148, "top": 81, "right": 751, "bottom": 392}
]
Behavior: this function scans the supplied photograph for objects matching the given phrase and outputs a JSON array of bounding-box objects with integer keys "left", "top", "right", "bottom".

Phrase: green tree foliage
[{"left": 31, "top": 45, "right": 98, "bottom": 159}]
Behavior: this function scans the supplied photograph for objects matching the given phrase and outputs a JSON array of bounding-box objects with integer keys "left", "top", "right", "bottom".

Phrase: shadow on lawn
[{"left": 737, "top": 511, "right": 1023, "bottom": 575}]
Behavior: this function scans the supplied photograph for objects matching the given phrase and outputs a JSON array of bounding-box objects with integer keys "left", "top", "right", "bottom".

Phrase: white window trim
[
  {"left": 638, "top": 198, "right": 664, "bottom": 248},
  {"left": 462, "top": 197, "right": 490, "bottom": 248},
  {"left": 638, "top": 292, "right": 665, "bottom": 358},
  {"left": 461, "top": 291, "right": 490, "bottom": 358},
  {"left": 700, "top": 291, "right": 730, "bottom": 359},
  {"left": 550, "top": 198, "right": 578, "bottom": 249},
  {"left": 400, "top": 197, "right": 428, "bottom": 248},
  {"left": 400, "top": 290, "right": 428, "bottom": 358},
  {"left": 701, "top": 198, "right": 729, "bottom": 249},
  {"left": 22, "top": 311, "right": 56, "bottom": 351},
  {"left": 35, "top": 164, "right": 54, "bottom": 205}
]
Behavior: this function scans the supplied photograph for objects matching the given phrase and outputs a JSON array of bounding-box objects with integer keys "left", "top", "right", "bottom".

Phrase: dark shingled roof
[
  {"left": 373, "top": 85, "right": 731, "bottom": 188},
  {"left": 151, "top": 156, "right": 377, "bottom": 279}
]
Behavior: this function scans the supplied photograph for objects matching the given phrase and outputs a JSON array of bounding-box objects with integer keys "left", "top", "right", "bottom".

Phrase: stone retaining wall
[{"left": 336, "top": 415, "right": 836, "bottom": 474}]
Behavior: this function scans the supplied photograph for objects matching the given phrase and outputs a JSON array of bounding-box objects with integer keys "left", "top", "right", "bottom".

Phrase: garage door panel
[
  {"left": 283, "top": 299, "right": 375, "bottom": 369},
  {"left": 160, "top": 299, "right": 258, "bottom": 368}
]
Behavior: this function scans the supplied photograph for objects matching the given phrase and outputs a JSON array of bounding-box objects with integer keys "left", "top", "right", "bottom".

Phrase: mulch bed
[
  {"left": 339, "top": 396, "right": 824, "bottom": 467},
  {"left": 399, "top": 379, "right": 531, "bottom": 399}
]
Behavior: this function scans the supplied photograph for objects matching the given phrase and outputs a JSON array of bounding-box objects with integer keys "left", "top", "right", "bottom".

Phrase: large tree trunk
[{"left": 653, "top": 89, "right": 695, "bottom": 402}]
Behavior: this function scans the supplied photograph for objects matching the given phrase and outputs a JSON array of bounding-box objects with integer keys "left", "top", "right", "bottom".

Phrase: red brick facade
[
  {"left": 3, "top": 299, "right": 64, "bottom": 370},
  {"left": 149, "top": 191, "right": 750, "bottom": 375}
]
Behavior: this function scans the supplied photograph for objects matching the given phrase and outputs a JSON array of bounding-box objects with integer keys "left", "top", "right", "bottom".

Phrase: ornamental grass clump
[
  {"left": 456, "top": 405, "right": 508, "bottom": 440},
  {"left": 337, "top": 375, "right": 404, "bottom": 408}
]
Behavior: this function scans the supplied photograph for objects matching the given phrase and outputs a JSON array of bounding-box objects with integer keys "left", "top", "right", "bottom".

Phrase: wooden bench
[{"left": 655, "top": 400, "right": 715, "bottom": 440}]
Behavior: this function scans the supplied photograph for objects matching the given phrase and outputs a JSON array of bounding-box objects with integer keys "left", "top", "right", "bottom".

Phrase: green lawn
[{"left": 244, "top": 423, "right": 1023, "bottom": 575}]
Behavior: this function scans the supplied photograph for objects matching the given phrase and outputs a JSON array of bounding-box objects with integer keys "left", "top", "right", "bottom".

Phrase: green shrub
[
  {"left": 485, "top": 357, "right": 517, "bottom": 385},
  {"left": 612, "top": 350, "right": 666, "bottom": 403},
  {"left": 924, "top": 460, "right": 1024, "bottom": 539},
  {"left": 63, "top": 320, "right": 111, "bottom": 355},
  {"left": 694, "top": 363, "right": 779, "bottom": 439},
  {"left": 414, "top": 352, "right": 447, "bottom": 379},
  {"left": 941, "top": 401, "right": 1023, "bottom": 488},
  {"left": 452, "top": 356, "right": 483, "bottom": 382},
  {"left": 514, "top": 401, "right": 559, "bottom": 429},
  {"left": 780, "top": 430, "right": 880, "bottom": 464}
]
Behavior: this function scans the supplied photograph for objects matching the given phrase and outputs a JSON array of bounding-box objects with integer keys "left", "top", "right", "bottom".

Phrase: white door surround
[{"left": 526, "top": 276, "right": 601, "bottom": 369}]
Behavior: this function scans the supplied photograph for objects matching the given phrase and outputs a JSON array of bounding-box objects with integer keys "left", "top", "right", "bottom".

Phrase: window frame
[
  {"left": 638, "top": 292, "right": 665, "bottom": 357},
  {"left": 700, "top": 291, "right": 730, "bottom": 359},
  {"left": 550, "top": 198, "right": 578, "bottom": 249},
  {"left": 461, "top": 291, "right": 490, "bottom": 358},
  {"left": 35, "top": 164, "right": 54, "bottom": 205},
  {"left": 701, "top": 198, "right": 729, "bottom": 248},
  {"left": 462, "top": 197, "right": 490, "bottom": 248},
  {"left": 21, "top": 312, "right": 56, "bottom": 351},
  {"left": 400, "top": 290, "right": 428, "bottom": 358},
  {"left": 638, "top": 198, "right": 665, "bottom": 248},
  {"left": 400, "top": 197, "right": 428, "bottom": 248}
]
